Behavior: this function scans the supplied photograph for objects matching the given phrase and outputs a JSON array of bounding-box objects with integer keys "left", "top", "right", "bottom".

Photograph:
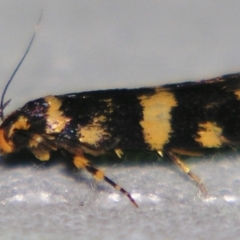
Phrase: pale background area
[{"left": 0, "top": 1, "right": 240, "bottom": 239}]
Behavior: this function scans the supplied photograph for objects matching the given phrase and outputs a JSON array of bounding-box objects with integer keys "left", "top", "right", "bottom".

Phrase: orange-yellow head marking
[
  {"left": 0, "top": 115, "right": 30, "bottom": 154},
  {"left": 0, "top": 128, "right": 13, "bottom": 153}
]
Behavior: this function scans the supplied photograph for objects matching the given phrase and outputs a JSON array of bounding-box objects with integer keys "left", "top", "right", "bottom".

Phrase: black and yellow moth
[
  {"left": 1, "top": 70, "right": 240, "bottom": 207},
  {"left": 1, "top": 14, "right": 240, "bottom": 207}
]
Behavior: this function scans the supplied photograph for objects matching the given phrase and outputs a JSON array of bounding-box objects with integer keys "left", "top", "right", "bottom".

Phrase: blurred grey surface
[{"left": 1, "top": 1, "right": 240, "bottom": 239}]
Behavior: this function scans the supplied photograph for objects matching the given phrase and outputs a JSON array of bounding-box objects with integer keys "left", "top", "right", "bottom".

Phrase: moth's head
[{"left": 0, "top": 112, "right": 30, "bottom": 155}]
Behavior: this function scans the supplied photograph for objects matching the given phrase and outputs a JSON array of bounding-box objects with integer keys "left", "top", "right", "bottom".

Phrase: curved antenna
[{"left": 0, "top": 10, "right": 43, "bottom": 121}]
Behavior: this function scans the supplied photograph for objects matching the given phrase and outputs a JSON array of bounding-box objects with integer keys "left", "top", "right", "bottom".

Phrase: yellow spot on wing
[
  {"left": 79, "top": 116, "right": 110, "bottom": 147},
  {"left": 44, "top": 96, "right": 68, "bottom": 134},
  {"left": 139, "top": 89, "right": 177, "bottom": 150},
  {"left": 195, "top": 122, "right": 223, "bottom": 148}
]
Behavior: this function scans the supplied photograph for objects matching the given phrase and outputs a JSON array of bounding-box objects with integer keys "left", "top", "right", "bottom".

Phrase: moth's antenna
[{"left": 0, "top": 10, "right": 43, "bottom": 121}]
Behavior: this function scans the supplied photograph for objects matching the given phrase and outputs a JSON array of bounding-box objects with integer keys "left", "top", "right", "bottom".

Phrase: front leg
[{"left": 73, "top": 153, "right": 138, "bottom": 207}]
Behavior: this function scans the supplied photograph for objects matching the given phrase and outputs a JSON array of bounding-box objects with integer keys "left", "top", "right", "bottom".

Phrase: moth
[
  {"left": 1, "top": 17, "right": 240, "bottom": 207},
  {"left": 1, "top": 70, "right": 240, "bottom": 207}
]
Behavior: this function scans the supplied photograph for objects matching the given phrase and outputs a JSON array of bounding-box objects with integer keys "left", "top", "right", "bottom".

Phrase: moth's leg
[
  {"left": 163, "top": 150, "right": 207, "bottom": 196},
  {"left": 114, "top": 148, "right": 124, "bottom": 158},
  {"left": 73, "top": 155, "right": 138, "bottom": 207},
  {"left": 157, "top": 150, "right": 163, "bottom": 157}
]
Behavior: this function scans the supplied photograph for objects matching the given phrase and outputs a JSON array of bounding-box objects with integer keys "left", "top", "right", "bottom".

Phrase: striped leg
[
  {"left": 165, "top": 150, "right": 207, "bottom": 196},
  {"left": 73, "top": 155, "right": 138, "bottom": 207}
]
